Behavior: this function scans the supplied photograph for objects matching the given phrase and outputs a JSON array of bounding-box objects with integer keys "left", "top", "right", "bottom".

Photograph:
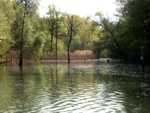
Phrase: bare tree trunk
[
  {"left": 55, "top": 32, "right": 58, "bottom": 61},
  {"left": 19, "top": 11, "right": 26, "bottom": 68},
  {"left": 55, "top": 12, "right": 58, "bottom": 62},
  {"left": 50, "top": 33, "right": 53, "bottom": 51},
  {"left": 67, "top": 30, "right": 73, "bottom": 64},
  {"left": 48, "top": 20, "right": 54, "bottom": 51},
  {"left": 67, "top": 16, "right": 74, "bottom": 64},
  {"left": 67, "top": 44, "right": 71, "bottom": 64}
]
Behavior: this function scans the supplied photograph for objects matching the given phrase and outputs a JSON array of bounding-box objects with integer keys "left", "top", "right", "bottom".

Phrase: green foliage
[
  {"left": 0, "top": 0, "right": 15, "bottom": 56},
  {"left": 2, "top": 0, "right": 150, "bottom": 64},
  {"left": 116, "top": 0, "right": 150, "bottom": 63},
  {"left": 93, "top": 0, "right": 150, "bottom": 64}
]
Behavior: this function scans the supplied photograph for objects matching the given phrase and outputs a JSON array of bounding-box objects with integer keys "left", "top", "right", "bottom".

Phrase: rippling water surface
[{"left": 0, "top": 63, "right": 150, "bottom": 113}]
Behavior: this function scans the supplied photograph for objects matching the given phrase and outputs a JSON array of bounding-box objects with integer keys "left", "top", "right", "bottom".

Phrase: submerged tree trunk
[
  {"left": 67, "top": 16, "right": 74, "bottom": 64},
  {"left": 67, "top": 27, "right": 73, "bottom": 64},
  {"left": 67, "top": 33, "right": 72, "bottom": 64},
  {"left": 55, "top": 12, "right": 58, "bottom": 61},
  {"left": 67, "top": 44, "right": 71, "bottom": 64},
  {"left": 19, "top": 11, "right": 26, "bottom": 68},
  {"left": 67, "top": 16, "right": 73, "bottom": 64}
]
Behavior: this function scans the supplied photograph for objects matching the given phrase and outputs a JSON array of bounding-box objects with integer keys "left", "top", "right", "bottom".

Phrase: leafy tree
[
  {"left": 47, "top": 5, "right": 56, "bottom": 51},
  {"left": 116, "top": 0, "right": 150, "bottom": 63},
  {"left": 66, "top": 15, "right": 76, "bottom": 63},
  {"left": 11, "top": 0, "right": 39, "bottom": 67},
  {"left": 0, "top": 0, "right": 15, "bottom": 57}
]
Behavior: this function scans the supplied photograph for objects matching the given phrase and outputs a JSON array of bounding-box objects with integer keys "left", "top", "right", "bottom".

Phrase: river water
[{"left": 0, "top": 63, "right": 150, "bottom": 113}]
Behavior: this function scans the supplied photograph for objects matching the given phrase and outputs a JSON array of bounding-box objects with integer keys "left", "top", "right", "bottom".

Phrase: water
[{"left": 0, "top": 63, "right": 150, "bottom": 113}]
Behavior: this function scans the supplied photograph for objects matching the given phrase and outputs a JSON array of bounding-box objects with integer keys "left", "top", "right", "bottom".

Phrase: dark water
[{"left": 0, "top": 63, "right": 150, "bottom": 113}]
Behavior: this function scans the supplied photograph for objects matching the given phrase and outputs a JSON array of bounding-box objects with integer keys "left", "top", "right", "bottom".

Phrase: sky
[{"left": 39, "top": 0, "right": 118, "bottom": 20}]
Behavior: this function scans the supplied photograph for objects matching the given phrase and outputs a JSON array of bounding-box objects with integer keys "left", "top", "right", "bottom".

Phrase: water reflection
[{"left": 0, "top": 64, "right": 150, "bottom": 113}]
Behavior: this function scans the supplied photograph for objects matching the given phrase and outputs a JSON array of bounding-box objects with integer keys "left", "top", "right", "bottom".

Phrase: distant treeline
[{"left": 0, "top": 0, "right": 150, "bottom": 65}]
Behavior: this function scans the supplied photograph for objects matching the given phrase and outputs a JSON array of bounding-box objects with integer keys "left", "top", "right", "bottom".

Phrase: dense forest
[{"left": 0, "top": 0, "right": 150, "bottom": 66}]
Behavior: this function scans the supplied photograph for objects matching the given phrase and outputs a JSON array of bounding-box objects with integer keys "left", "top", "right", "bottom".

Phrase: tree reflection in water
[{"left": 0, "top": 64, "right": 149, "bottom": 112}]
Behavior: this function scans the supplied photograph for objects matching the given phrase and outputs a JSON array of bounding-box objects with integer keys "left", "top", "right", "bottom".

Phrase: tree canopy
[{"left": 0, "top": 0, "right": 150, "bottom": 65}]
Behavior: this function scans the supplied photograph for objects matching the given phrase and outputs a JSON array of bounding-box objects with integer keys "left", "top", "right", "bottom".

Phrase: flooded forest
[{"left": 0, "top": 0, "right": 150, "bottom": 113}]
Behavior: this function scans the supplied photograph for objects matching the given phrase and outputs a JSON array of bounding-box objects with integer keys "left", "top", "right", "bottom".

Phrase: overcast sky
[{"left": 39, "top": 0, "right": 118, "bottom": 20}]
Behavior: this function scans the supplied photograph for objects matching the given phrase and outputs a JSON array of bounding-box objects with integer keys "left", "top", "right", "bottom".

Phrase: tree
[
  {"left": 117, "top": 0, "right": 150, "bottom": 63},
  {"left": 66, "top": 15, "right": 75, "bottom": 63},
  {"left": 47, "top": 5, "right": 56, "bottom": 51},
  {"left": 54, "top": 11, "right": 59, "bottom": 61},
  {"left": 47, "top": 6, "right": 61, "bottom": 60},
  {"left": 12, "top": 0, "right": 39, "bottom": 67},
  {"left": 0, "top": 0, "right": 15, "bottom": 57}
]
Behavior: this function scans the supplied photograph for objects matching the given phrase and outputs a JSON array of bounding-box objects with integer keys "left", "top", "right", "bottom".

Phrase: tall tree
[
  {"left": 47, "top": 6, "right": 60, "bottom": 60},
  {"left": 117, "top": 0, "right": 150, "bottom": 63},
  {"left": 66, "top": 15, "right": 74, "bottom": 63},
  {"left": 54, "top": 11, "right": 59, "bottom": 61},
  {"left": 12, "top": 0, "right": 39, "bottom": 67},
  {"left": 47, "top": 5, "right": 56, "bottom": 51}
]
